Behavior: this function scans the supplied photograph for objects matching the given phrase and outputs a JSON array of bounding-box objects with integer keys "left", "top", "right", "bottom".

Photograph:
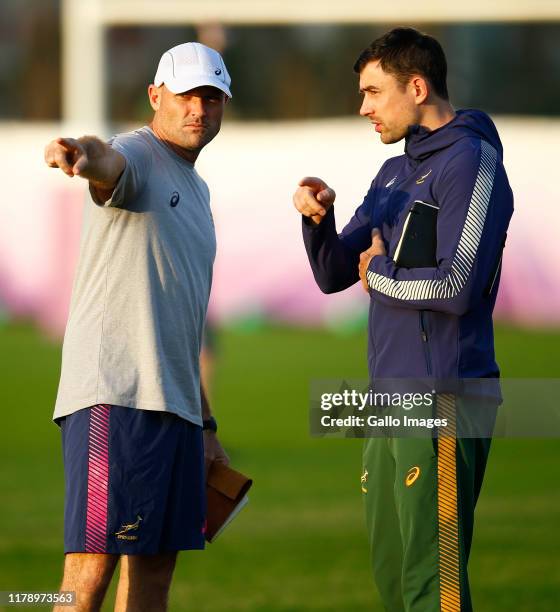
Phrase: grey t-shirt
[{"left": 53, "top": 126, "right": 216, "bottom": 426}]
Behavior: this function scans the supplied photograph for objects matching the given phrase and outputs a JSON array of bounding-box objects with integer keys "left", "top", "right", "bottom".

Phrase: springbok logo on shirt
[
  {"left": 416, "top": 169, "right": 432, "bottom": 184},
  {"left": 115, "top": 515, "right": 143, "bottom": 540}
]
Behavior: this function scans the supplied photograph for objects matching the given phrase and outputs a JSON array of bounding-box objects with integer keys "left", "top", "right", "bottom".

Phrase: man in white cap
[{"left": 45, "top": 43, "right": 231, "bottom": 611}]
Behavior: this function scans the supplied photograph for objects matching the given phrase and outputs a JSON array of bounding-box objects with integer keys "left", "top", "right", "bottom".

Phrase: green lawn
[{"left": 0, "top": 323, "right": 558, "bottom": 611}]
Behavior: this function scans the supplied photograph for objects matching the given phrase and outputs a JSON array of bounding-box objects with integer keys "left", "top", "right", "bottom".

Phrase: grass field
[{"left": 0, "top": 322, "right": 559, "bottom": 611}]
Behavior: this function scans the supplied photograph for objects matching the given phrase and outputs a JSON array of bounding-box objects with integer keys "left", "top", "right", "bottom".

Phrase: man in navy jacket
[{"left": 294, "top": 28, "right": 513, "bottom": 611}]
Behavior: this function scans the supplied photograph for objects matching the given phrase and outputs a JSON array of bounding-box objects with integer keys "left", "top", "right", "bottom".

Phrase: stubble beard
[
  {"left": 178, "top": 124, "right": 220, "bottom": 153},
  {"left": 380, "top": 124, "right": 408, "bottom": 145}
]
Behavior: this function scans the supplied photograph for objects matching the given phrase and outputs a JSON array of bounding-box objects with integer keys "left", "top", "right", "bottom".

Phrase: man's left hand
[
  {"left": 359, "top": 228, "right": 386, "bottom": 293},
  {"left": 203, "top": 431, "right": 230, "bottom": 477}
]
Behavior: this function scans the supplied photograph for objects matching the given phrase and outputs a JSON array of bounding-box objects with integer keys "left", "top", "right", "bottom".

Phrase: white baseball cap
[{"left": 154, "top": 42, "right": 232, "bottom": 98}]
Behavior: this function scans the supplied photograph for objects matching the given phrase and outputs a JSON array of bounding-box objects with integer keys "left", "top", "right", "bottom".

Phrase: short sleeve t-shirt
[{"left": 53, "top": 126, "right": 216, "bottom": 426}]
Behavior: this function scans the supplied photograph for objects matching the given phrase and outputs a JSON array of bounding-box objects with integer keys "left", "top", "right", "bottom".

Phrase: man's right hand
[
  {"left": 293, "top": 176, "right": 336, "bottom": 225},
  {"left": 44, "top": 136, "right": 125, "bottom": 200},
  {"left": 44, "top": 137, "right": 90, "bottom": 178}
]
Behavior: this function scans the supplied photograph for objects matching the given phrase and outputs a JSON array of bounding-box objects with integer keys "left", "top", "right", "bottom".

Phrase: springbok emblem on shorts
[
  {"left": 115, "top": 515, "right": 143, "bottom": 536},
  {"left": 360, "top": 469, "right": 369, "bottom": 494}
]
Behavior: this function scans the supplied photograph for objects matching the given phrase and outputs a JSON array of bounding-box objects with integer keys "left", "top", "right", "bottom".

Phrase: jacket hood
[{"left": 405, "top": 109, "right": 503, "bottom": 163}]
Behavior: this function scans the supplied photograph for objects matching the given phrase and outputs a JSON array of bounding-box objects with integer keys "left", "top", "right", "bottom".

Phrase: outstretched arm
[{"left": 44, "top": 136, "right": 126, "bottom": 201}]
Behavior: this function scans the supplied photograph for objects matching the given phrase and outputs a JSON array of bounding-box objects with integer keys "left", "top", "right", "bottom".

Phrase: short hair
[{"left": 353, "top": 27, "right": 449, "bottom": 100}]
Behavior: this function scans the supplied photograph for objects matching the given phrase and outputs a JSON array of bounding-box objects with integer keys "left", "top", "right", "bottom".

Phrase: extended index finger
[
  {"left": 55, "top": 137, "right": 80, "bottom": 152},
  {"left": 298, "top": 176, "right": 328, "bottom": 193},
  {"left": 295, "top": 186, "right": 327, "bottom": 217}
]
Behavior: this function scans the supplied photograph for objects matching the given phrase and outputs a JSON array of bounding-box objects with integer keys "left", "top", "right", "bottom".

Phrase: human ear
[
  {"left": 148, "top": 84, "right": 162, "bottom": 111},
  {"left": 411, "top": 76, "right": 428, "bottom": 105}
]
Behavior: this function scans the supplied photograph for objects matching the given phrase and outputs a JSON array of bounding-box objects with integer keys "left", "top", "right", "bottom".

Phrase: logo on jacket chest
[{"left": 415, "top": 169, "right": 432, "bottom": 184}]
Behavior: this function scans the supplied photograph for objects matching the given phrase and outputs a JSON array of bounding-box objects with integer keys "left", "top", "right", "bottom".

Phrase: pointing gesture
[
  {"left": 293, "top": 176, "right": 336, "bottom": 225},
  {"left": 43, "top": 135, "right": 125, "bottom": 198},
  {"left": 44, "top": 137, "right": 89, "bottom": 178}
]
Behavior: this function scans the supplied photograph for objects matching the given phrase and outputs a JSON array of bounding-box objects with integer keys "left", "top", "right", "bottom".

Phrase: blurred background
[{"left": 0, "top": 1, "right": 559, "bottom": 610}]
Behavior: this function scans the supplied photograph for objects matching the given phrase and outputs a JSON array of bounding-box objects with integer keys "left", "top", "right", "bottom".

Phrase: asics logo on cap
[{"left": 215, "top": 69, "right": 222, "bottom": 75}]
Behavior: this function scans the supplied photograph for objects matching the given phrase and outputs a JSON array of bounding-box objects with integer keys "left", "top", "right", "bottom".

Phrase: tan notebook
[{"left": 205, "top": 461, "right": 253, "bottom": 543}]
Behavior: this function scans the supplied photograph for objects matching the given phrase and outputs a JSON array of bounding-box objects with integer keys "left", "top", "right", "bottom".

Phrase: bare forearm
[
  {"left": 200, "top": 372, "right": 228, "bottom": 465},
  {"left": 77, "top": 136, "right": 125, "bottom": 190},
  {"left": 44, "top": 135, "right": 125, "bottom": 196},
  {"left": 201, "top": 382, "right": 212, "bottom": 421}
]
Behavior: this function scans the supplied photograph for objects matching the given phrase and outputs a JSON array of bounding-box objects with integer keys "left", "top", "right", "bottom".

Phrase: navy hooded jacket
[{"left": 302, "top": 109, "right": 514, "bottom": 382}]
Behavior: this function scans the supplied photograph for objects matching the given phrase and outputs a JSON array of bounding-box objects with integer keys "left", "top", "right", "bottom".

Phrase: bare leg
[
  {"left": 53, "top": 553, "right": 119, "bottom": 612},
  {"left": 114, "top": 552, "right": 178, "bottom": 612}
]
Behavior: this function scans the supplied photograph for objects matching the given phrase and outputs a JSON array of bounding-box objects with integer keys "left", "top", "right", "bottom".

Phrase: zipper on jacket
[{"left": 419, "top": 311, "right": 433, "bottom": 376}]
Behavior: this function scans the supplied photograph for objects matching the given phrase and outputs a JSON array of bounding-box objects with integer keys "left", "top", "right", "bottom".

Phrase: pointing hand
[
  {"left": 44, "top": 137, "right": 89, "bottom": 178},
  {"left": 293, "top": 176, "right": 336, "bottom": 225}
]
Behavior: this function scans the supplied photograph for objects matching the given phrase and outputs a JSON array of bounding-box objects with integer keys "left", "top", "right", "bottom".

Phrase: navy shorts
[{"left": 59, "top": 405, "right": 206, "bottom": 555}]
